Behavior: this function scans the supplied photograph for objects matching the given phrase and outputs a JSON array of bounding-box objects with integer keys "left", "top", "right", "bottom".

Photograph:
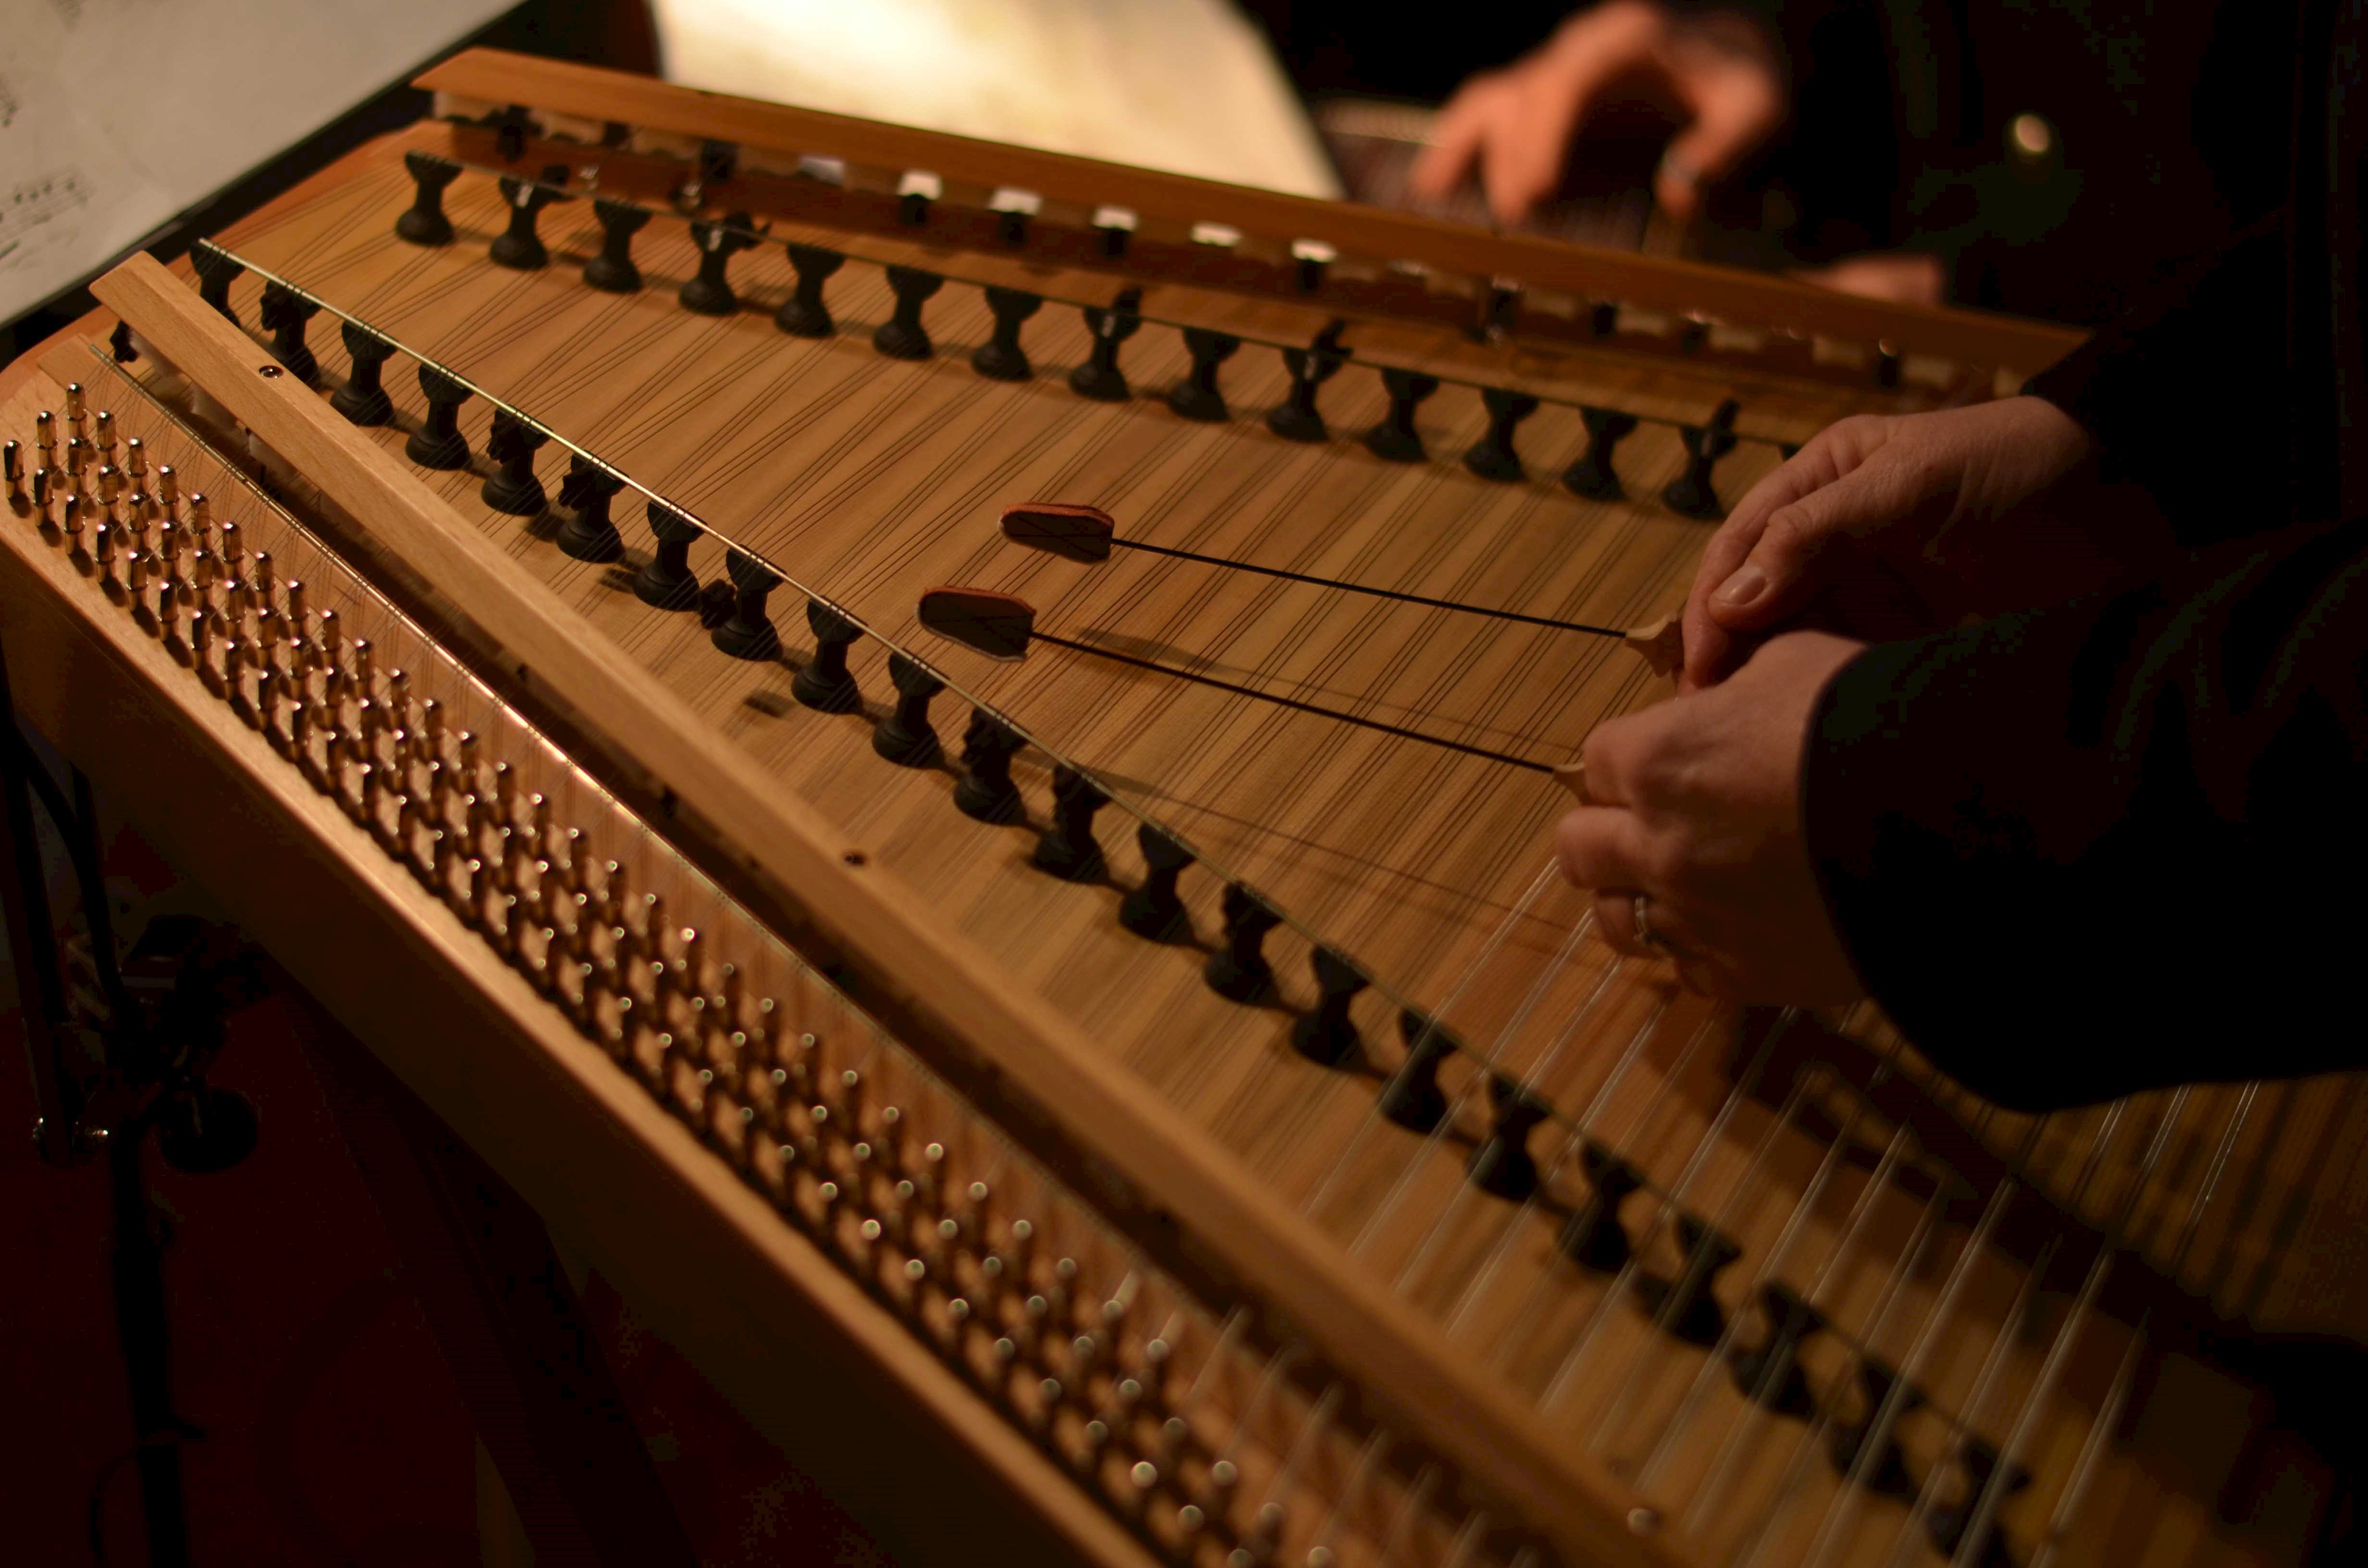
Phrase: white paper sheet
[
  {"left": 650, "top": 0, "right": 1342, "bottom": 201},
  {"left": 0, "top": 0, "right": 509, "bottom": 325}
]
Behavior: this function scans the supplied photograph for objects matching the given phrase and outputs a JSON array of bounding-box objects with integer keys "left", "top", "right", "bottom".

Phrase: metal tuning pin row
[{"left": 19, "top": 390, "right": 1283, "bottom": 1563}]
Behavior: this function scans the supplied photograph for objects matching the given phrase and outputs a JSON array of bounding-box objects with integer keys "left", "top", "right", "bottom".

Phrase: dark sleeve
[
  {"left": 1802, "top": 518, "right": 2368, "bottom": 1111},
  {"left": 2022, "top": 216, "right": 2295, "bottom": 548}
]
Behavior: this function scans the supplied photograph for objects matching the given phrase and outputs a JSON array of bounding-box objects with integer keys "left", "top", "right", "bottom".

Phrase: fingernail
[{"left": 1713, "top": 565, "right": 1766, "bottom": 609}]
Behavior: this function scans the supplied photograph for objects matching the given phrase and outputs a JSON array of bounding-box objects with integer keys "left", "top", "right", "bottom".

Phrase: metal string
[
  {"left": 217, "top": 249, "right": 1648, "bottom": 1279},
  {"left": 1630, "top": 1064, "right": 1881, "bottom": 1493},
  {"left": 1875, "top": 1229, "right": 2065, "bottom": 1568},
  {"left": 1436, "top": 993, "right": 1666, "bottom": 1342},
  {"left": 1737, "top": 1100, "right": 2030, "bottom": 1568},
  {"left": 1581, "top": 1066, "right": 1825, "bottom": 1456},
  {"left": 1673, "top": 1117, "right": 1922, "bottom": 1535},
  {"left": 226, "top": 193, "right": 1648, "bottom": 1118},
  {"left": 1537, "top": 1014, "right": 1797, "bottom": 1414},
  {"left": 1246, "top": 1382, "right": 1341, "bottom": 1560},
  {"left": 2022, "top": 1323, "right": 2146, "bottom": 1568},
  {"left": 1722, "top": 1166, "right": 1956, "bottom": 1568},
  {"left": 1299, "top": 862, "right": 1559, "bottom": 1225},
  {"left": 1303, "top": 1427, "right": 1390, "bottom": 1568},
  {"left": 1790, "top": 1106, "right": 2096, "bottom": 1568},
  {"left": 1956, "top": 1083, "right": 2260, "bottom": 1568},
  {"left": 1373, "top": 1466, "right": 1441, "bottom": 1567},
  {"left": 1365, "top": 916, "right": 1616, "bottom": 1275},
  {"left": 1473, "top": 1010, "right": 1719, "bottom": 1383}
]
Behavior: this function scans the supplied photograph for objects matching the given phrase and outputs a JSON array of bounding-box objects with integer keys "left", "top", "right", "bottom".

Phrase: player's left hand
[{"left": 1555, "top": 629, "right": 1866, "bottom": 1002}]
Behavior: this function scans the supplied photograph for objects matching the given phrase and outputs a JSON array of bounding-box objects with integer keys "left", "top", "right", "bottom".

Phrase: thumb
[{"left": 1704, "top": 492, "right": 1847, "bottom": 630}]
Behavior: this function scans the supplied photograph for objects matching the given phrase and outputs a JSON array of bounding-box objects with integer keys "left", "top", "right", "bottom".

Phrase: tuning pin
[
  {"left": 716, "top": 963, "right": 746, "bottom": 1034},
  {"left": 380, "top": 667, "right": 409, "bottom": 746},
  {"left": 641, "top": 891, "right": 668, "bottom": 962},
  {"left": 491, "top": 761, "right": 517, "bottom": 829},
  {"left": 154, "top": 573, "right": 181, "bottom": 644},
  {"left": 601, "top": 859, "right": 630, "bottom": 933},
  {"left": 3, "top": 440, "right": 21, "bottom": 501},
  {"left": 284, "top": 579, "right": 307, "bottom": 642},
  {"left": 28, "top": 468, "right": 51, "bottom": 526},
  {"left": 123, "top": 435, "right": 146, "bottom": 481},
  {"left": 309, "top": 677, "right": 340, "bottom": 749},
  {"left": 187, "top": 492, "right": 213, "bottom": 547},
  {"left": 351, "top": 695, "right": 382, "bottom": 765},
  {"left": 123, "top": 547, "right": 149, "bottom": 601},
  {"left": 286, "top": 684, "right": 312, "bottom": 753},
  {"left": 156, "top": 464, "right": 179, "bottom": 515},
  {"left": 65, "top": 435, "right": 89, "bottom": 479},
  {"left": 34, "top": 411, "right": 55, "bottom": 465},
  {"left": 550, "top": 841, "right": 587, "bottom": 934},
  {"left": 92, "top": 522, "right": 117, "bottom": 587},
  {"left": 120, "top": 495, "right": 148, "bottom": 546},
  {"left": 451, "top": 726, "right": 478, "bottom": 804},
  {"left": 350, "top": 636, "right": 373, "bottom": 695},
  {"left": 60, "top": 493, "right": 84, "bottom": 551},
  {"left": 424, "top": 750, "right": 453, "bottom": 825},
  {"left": 648, "top": 921, "right": 684, "bottom": 1015},
  {"left": 415, "top": 697, "right": 444, "bottom": 767},
  {"left": 92, "top": 409, "right": 116, "bottom": 462},
  {"left": 217, "top": 520, "right": 243, "bottom": 579},
  {"left": 315, "top": 606, "right": 341, "bottom": 677},
  {"left": 64, "top": 382, "right": 84, "bottom": 432},
  {"left": 190, "top": 548, "right": 217, "bottom": 614},
  {"left": 250, "top": 553, "right": 275, "bottom": 615}
]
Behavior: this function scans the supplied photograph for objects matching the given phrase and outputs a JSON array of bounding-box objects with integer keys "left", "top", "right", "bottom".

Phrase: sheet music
[
  {"left": 0, "top": 0, "right": 508, "bottom": 326},
  {"left": 650, "top": 0, "right": 1344, "bottom": 201}
]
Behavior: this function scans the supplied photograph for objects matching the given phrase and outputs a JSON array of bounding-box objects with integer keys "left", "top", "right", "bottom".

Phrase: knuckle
[
  {"left": 1759, "top": 503, "right": 1813, "bottom": 555},
  {"left": 1643, "top": 835, "right": 1692, "bottom": 888}
]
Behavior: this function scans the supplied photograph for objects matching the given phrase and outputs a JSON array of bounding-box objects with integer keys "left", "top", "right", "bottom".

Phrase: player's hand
[
  {"left": 1409, "top": 0, "right": 1785, "bottom": 226},
  {"left": 1680, "top": 398, "right": 2113, "bottom": 691},
  {"left": 1556, "top": 630, "right": 1863, "bottom": 1003}
]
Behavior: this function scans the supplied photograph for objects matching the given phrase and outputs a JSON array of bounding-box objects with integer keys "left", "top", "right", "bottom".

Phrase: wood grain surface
[{"left": 5, "top": 66, "right": 2344, "bottom": 1565}]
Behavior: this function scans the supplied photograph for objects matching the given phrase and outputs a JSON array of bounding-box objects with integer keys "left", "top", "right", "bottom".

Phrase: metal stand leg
[
  {"left": 2, "top": 629, "right": 201, "bottom": 1568},
  {"left": 0, "top": 634, "right": 82, "bottom": 1164},
  {"left": 106, "top": 1103, "right": 196, "bottom": 1568}
]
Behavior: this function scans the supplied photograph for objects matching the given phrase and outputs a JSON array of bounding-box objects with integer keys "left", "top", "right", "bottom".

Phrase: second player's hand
[{"left": 1409, "top": 1, "right": 1785, "bottom": 227}]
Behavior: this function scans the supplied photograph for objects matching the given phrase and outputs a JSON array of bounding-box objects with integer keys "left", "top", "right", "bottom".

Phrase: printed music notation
[
  {"left": 0, "top": 0, "right": 506, "bottom": 322},
  {"left": 0, "top": 169, "right": 91, "bottom": 269}
]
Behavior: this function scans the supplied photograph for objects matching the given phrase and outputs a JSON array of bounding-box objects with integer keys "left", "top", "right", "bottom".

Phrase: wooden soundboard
[{"left": 4, "top": 48, "right": 2355, "bottom": 1568}]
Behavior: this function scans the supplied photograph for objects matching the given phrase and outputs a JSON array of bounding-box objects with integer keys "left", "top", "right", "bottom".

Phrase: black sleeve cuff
[{"left": 1802, "top": 530, "right": 2368, "bottom": 1109}]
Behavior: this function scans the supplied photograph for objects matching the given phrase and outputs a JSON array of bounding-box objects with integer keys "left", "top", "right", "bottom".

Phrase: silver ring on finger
[{"left": 1632, "top": 892, "right": 1669, "bottom": 954}]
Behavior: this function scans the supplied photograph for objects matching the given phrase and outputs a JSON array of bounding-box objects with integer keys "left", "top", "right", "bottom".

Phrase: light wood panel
[
  {"left": 91, "top": 251, "right": 1684, "bottom": 1568},
  {"left": 5, "top": 64, "right": 2338, "bottom": 1564}
]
